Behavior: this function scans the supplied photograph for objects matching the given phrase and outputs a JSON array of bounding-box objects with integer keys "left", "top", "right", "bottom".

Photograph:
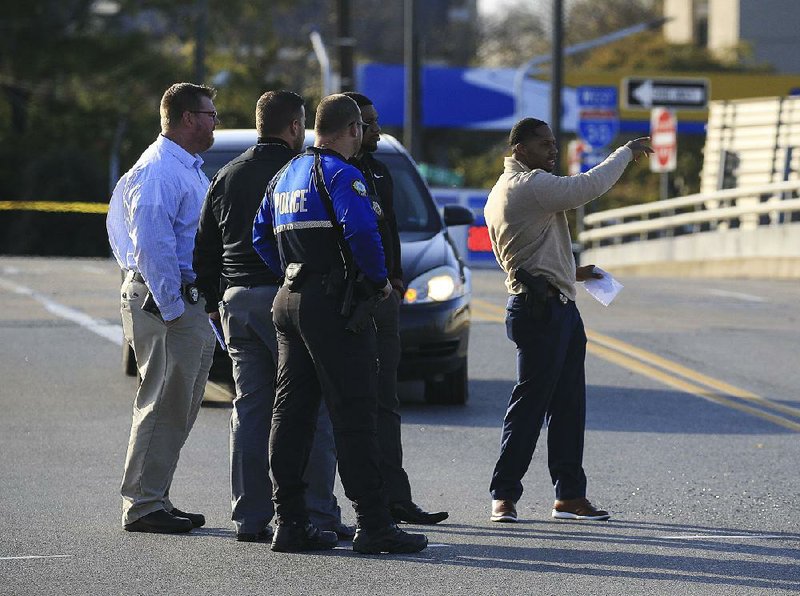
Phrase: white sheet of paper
[{"left": 582, "top": 266, "right": 623, "bottom": 306}]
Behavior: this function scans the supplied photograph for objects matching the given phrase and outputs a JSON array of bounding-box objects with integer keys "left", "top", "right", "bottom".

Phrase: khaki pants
[{"left": 119, "top": 275, "right": 215, "bottom": 525}]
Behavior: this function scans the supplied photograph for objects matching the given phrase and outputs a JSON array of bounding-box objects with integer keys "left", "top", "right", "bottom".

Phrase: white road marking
[
  {"left": 80, "top": 264, "right": 107, "bottom": 275},
  {"left": 705, "top": 289, "right": 766, "bottom": 303},
  {"left": 659, "top": 534, "right": 788, "bottom": 540},
  {"left": 0, "top": 276, "right": 122, "bottom": 344},
  {"left": 0, "top": 555, "right": 72, "bottom": 561}
]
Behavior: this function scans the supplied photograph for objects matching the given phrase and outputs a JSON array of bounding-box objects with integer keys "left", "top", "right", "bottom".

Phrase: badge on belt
[{"left": 185, "top": 284, "right": 200, "bottom": 305}]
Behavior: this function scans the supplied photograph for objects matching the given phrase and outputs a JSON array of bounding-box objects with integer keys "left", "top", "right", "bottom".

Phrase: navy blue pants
[{"left": 489, "top": 293, "right": 588, "bottom": 503}]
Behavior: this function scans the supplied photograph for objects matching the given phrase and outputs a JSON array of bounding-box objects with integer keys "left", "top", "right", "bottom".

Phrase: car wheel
[
  {"left": 424, "top": 360, "right": 468, "bottom": 405},
  {"left": 123, "top": 342, "right": 138, "bottom": 377}
]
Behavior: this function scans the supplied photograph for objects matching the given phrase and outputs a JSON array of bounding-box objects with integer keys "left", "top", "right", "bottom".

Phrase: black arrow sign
[{"left": 624, "top": 78, "right": 709, "bottom": 110}]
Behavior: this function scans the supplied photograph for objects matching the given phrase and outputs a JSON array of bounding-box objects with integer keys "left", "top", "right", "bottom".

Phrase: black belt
[
  {"left": 546, "top": 285, "right": 570, "bottom": 304},
  {"left": 519, "top": 287, "right": 570, "bottom": 305}
]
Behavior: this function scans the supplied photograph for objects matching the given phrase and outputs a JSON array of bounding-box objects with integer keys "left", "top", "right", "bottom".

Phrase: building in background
[{"left": 664, "top": 0, "right": 800, "bottom": 73}]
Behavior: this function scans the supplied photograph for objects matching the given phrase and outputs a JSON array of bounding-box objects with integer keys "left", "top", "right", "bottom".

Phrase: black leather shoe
[
  {"left": 389, "top": 500, "right": 449, "bottom": 525},
  {"left": 170, "top": 508, "right": 205, "bottom": 528},
  {"left": 352, "top": 523, "right": 428, "bottom": 554},
  {"left": 124, "top": 510, "right": 193, "bottom": 534},
  {"left": 271, "top": 521, "right": 338, "bottom": 552},
  {"left": 237, "top": 526, "right": 274, "bottom": 543}
]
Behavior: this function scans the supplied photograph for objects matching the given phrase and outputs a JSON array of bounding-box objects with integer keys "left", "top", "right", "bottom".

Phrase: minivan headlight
[{"left": 404, "top": 266, "right": 466, "bottom": 304}]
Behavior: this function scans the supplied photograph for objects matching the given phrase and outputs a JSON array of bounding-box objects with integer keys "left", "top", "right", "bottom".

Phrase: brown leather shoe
[
  {"left": 490, "top": 499, "right": 517, "bottom": 522},
  {"left": 552, "top": 497, "right": 610, "bottom": 521}
]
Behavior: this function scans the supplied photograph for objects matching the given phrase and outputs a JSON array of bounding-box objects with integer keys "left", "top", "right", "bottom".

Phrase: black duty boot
[
  {"left": 271, "top": 521, "right": 338, "bottom": 553},
  {"left": 352, "top": 523, "right": 428, "bottom": 554},
  {"left": 389, "top": 500, "right": 449, "bottom": 525}
]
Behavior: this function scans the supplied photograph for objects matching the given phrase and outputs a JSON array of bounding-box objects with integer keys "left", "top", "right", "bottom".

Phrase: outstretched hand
[{"left": 625, "top": 137, "right": 654, "bottom": 162}]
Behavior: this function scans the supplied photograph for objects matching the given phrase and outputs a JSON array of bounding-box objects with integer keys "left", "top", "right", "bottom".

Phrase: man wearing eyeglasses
[
  {"left": 107, "top": 82, "right": 219, "bottom": 534},
  {"left": 342, "top": 92, "right": 448, "bottom": 526},
  {"left": 252, "top": 94, "right": 427, "bottom": 554}
]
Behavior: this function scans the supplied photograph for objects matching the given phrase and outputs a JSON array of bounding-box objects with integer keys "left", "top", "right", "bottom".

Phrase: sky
[{"left": 477, "top": 0, "right": 547, "bottom": 15}]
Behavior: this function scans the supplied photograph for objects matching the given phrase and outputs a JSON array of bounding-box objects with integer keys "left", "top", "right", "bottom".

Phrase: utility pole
[
  {"left": 404, "top": 0, "right": 422, "bottom": 160},
  {"left": 550, "top": 0, "right": 563, "bottom": 174},
  {"left": 194, "top": 0, "right": 208, "bottom": 83},
  {"left": 337, "top": 0, "right": 354, "bottom": 91}
]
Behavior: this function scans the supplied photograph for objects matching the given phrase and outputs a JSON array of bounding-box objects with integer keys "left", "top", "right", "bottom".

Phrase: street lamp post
[
  {"left": 513, "top": 18, "right": 668, "bottom": 121},
  {"left": 550, "top": 0, "right": 564, "bottom": 174}
]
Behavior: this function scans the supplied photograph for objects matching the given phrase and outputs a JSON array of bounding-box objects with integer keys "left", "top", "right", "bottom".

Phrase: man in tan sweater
[{"left": 485, "top": 117, "right": 652, "bottom": 523}]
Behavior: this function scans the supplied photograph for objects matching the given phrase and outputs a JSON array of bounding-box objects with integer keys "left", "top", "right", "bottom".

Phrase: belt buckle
[{"left": 559, "top": 293, "right": 568, "bottom": 305}]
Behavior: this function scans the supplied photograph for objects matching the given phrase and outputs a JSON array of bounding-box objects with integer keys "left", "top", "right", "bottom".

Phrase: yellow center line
[
  {"left": 587, "top": 330, "right": 800, "bottom": 419},
  {"left": 470, "top": 297, "right": 800, "bottom": 432},
  {"left": 587, "top": 344, "right": 800, "bottom": 432}
]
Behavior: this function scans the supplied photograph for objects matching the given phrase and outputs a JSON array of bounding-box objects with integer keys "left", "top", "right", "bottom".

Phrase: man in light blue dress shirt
[{"left": 107, "top": 82, "right": 219, "bottom": 534}]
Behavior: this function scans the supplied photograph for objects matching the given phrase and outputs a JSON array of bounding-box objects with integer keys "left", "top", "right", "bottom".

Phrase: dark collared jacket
[
  {"left": 193, "top": 137, "right": 296, "bottom": 312},
  {"left": 349, "top": 151, "right": 403, "bottom": 290}
]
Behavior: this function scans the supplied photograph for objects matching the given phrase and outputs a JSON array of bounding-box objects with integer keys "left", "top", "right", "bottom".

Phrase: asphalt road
[{"left": 0, "top": 257, "right": 798, "bottom": 595}]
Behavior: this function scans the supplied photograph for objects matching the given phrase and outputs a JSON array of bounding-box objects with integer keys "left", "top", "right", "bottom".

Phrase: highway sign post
[
  {"left": 577, "top": 85, "right": 619, "bottom": 149},
  {"left": 623, "top": 77, "right": 709, "bottom": 110}
]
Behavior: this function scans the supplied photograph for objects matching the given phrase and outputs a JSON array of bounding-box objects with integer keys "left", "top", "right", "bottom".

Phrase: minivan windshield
[{"left": 200, "top": 146, "right": 442, "bottom": 238}]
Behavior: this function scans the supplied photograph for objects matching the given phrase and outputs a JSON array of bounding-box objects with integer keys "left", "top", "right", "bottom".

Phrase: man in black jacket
[
  {"left": 343, "top": 92, "right": 448, "bottom": 525},
  {"left": 193, "top": 90, "right": 351, "bottom": 542}
]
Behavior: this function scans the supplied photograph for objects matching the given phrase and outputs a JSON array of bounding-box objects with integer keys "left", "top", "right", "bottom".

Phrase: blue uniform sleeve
[
  {"left": 252, "top": 190, "right": 283, "bottom": 276},
  {"left": 329, "top": 167, "right": 387, "bottom": 286}
]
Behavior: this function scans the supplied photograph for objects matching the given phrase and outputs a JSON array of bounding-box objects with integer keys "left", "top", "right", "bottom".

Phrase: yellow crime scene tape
[{"left": 0, "top": 201, "right": 109, "bottom": 214}]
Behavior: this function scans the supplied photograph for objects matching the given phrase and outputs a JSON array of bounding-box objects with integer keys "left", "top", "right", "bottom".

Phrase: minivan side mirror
[{"left": 443, "top": 205, "right": 474, "bottom": 227}]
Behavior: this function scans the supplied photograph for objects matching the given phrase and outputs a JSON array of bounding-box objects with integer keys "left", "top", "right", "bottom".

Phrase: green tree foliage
[
  {"left": 462, "top": 0, "right": 771, "bottom": 220},
  {"left": 0, "top": 1, "right": 188, "bottom": 205},
  {"left": 477, "top": 1, "right": 548, "bottom": 67}
]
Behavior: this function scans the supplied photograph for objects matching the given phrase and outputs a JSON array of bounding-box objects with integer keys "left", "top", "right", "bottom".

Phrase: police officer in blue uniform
[{"left": 253, "top": 94, "right": 428, "bottom": 555}]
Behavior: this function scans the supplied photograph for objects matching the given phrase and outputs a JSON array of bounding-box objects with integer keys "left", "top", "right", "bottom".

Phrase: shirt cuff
[{"left": 160, "top": 297, "right": 185, "bottom": 322}]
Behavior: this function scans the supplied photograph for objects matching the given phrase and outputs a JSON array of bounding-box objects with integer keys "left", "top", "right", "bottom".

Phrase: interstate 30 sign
[
  {"left": 577, "top": 86, "right": 619, "bottom": 149},
  {"left": 623, "top": 77, "right": 709, "bottom": 110}
]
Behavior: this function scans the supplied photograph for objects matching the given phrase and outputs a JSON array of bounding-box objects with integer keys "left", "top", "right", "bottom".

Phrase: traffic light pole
[
  {"left": 337, "top": 0, "right": 354, "bottom": 91},
  {"left": 404, "top": 0, "right": 422, "bottom": 160}
]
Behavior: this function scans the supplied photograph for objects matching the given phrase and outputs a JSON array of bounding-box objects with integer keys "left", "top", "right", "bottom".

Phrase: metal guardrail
[{"left": 579, "top": 180, "right": 800, "bottom": 247}]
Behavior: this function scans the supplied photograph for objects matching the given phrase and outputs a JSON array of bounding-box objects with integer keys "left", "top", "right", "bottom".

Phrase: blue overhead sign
[
  {"left": 577, "top": 85, "right": 619, "bottom": 149},
  {"left": 358, "top": 63, "right": 578, "bottom": 131}
]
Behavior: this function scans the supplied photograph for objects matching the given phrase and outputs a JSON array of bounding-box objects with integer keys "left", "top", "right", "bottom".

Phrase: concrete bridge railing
[{"left": 579, "top": 180, "right": 800, "bottom": 278}]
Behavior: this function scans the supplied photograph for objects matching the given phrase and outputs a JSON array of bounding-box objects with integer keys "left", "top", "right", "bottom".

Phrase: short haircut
[
  {"left": 255, "top": 90, "right": 305, "bottom": 137},
  {"left": 509, "top": 117, "right": 548, "bottom": 146},
  {"left": 314, "top": 94, "right": 361, "bottom": 136},
  {"left": 160, "top": 83, "right": 216, "bottom": 131},
  {"left": 342, "top": 91, "right": 373, "bottom": 109}
]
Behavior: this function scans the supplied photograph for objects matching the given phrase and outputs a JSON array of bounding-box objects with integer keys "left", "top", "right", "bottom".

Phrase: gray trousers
[
  {"left": 373, "top": 290, "right": 412, "bottom": 503},
  {"left": 119, "top": 275, "right": 215, "bottom": 525},
  {"left": 220, "top": 285, "right": 341, "bottom": 534}
]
